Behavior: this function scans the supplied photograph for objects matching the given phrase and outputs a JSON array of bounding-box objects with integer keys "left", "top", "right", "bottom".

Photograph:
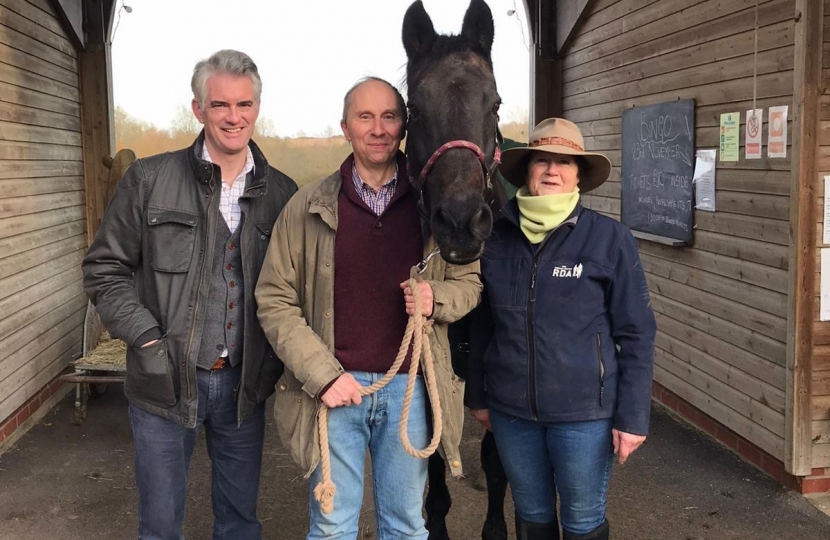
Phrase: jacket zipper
[
  {"left": 527, "top": 260, "right": 539, "bottom": 420},
  {"left": 596, "top": 333, "right": 605, "bottom": 407},
  {"left": 184, "top": 177, "right": 216, "bottom": 400},
  {"left": 523, "top": 218, "right": 576, "bottom": 421}
]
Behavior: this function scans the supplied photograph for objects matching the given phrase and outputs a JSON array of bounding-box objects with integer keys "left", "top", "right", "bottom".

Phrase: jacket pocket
[
  {"left": 125, "top": 336, "right": 178, "bottom": 406},
  {"left": 255, "top": 222, "right": 273, "bottom": 241},
  {"left": 147, "top": 209, "right": 198, "bottom": 273},
  {"left": 595, "top": 333, "right": 606, "bottom": 407},
  {"left": 253, "top": 221, "right": 274, "bottom": 263},
  {"left": 274, "top": 373, "right": 320, "bottom": 475}
]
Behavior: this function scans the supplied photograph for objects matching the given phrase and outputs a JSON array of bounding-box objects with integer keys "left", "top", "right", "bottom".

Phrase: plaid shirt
[
  {"left": 202, "top": 145, "right": 255, "bottom": 234},
  {"left": 351, "top": 164, "right": 398, "bottom": 216}
]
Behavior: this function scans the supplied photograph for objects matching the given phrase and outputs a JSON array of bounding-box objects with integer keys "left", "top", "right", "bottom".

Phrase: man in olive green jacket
[{"left": 255, "top": 77, "right": 481, "bottom": 540}]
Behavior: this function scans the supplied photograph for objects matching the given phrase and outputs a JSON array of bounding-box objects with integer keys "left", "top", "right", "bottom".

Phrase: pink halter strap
[{"left": 413, "top": 139, "right": 501, "bottom": 191}]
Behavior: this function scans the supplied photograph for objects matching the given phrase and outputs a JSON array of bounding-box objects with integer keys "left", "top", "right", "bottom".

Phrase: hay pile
[{"left": 76, "top": 332, "right": 127, "bottom": 367}]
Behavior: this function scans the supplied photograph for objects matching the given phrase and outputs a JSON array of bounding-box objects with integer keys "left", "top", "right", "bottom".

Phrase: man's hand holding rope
[
  {"left": 401, "top": 281, "right": 433, "bottom": 317},
  {"left": 320, "top": 374, "right": 363, "bottom": 408}
]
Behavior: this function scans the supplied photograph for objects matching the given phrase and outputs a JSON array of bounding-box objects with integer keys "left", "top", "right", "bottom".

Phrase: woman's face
[{"left": 526, "top": 151, "right": 580, "bottom": 196}]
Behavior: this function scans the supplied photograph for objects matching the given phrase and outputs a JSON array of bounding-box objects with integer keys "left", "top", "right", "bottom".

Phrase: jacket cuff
[
  {"left": 464, "top": 393, "right": 488, "bottom": 410},
  {"left": 133, "top": 327, "right": 162, "bottom": 348},
  {"left": 302, "top": 362, "right": 344, "bottom": 398}
]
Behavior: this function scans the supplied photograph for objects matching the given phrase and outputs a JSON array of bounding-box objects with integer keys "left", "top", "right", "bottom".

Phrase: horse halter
[{"left": 410, "top": 139, "right": 502, "bottom": 195}]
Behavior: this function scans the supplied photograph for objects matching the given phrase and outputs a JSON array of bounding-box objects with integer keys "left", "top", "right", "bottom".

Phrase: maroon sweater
[{"left": 334, "top": 155, "right": 423, "bottom": 374}]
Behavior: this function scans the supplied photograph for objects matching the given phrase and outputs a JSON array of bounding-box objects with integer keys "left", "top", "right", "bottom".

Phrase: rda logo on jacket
[{"left": 552, "top": 263, "right": 583, "bottom": 278}]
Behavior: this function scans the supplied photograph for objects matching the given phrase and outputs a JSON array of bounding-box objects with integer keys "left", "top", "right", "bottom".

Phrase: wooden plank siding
[
  {"left": 811, "top": 0, "right": 830, "bottom": 467},
  {"left": 560, "top": 0, "right": 795, "bottom": 461},
  {"left": 0, "top": 0, "right": 84, "bottom": 427}
]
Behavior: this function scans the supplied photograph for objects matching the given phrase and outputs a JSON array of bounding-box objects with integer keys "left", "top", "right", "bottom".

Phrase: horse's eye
[
  {"left": 492, "top": 101, "right": 501, "bottom": 115},
  {"left": 408, "top": 105, "right": 420, "bottom": 121}
]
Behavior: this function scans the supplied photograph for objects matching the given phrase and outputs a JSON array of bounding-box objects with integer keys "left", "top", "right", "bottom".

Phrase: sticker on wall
[
  {"left": 745, "top": 109, "right": 763, "bottom": 159},
  {"left": 693, "top": 149, "right": 716, "bottom": 212},
  {"left": 768, "top": 106, "right": 788, "bottom": 158},
  {"left": 719, "top": 112, "right": 739, "bottom": 162}
]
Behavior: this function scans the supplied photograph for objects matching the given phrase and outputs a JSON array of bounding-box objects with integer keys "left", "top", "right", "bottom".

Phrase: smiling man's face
[
  {"left": 340, "top": 80, "right": 404, "bottom": 175},
  {"left": 192, "top": 72, "right": 259, "bottom": 158}
]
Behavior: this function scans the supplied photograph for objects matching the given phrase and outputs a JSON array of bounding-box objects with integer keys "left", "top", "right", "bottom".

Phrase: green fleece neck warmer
[{"left": 515, "top": 186, "right": 580, "bottom": 244}]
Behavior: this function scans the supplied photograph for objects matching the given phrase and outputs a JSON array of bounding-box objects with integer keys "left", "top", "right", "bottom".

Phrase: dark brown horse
[
  {"left": 403, "top": 0, "right": 503, "bottom": 266},
  {"left": 403, "top": 1, "right": 511, "bottom": 539}
]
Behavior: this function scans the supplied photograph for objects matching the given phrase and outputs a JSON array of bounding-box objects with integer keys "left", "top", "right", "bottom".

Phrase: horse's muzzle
[{"left": 431, "top": 203, "right": 492, "bottom": 265}]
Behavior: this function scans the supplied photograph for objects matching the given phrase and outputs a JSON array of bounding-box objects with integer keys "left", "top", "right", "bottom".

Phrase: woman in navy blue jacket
[{"left": 466, "top": 118, "right": 656, "bottom": 540}]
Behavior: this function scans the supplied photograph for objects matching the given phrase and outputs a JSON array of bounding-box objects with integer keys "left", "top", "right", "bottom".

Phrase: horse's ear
[
  {"left": 402, "top": 0, "right": 436, "bottom": 59},
  {"left": 461, "top": 0, "right": 495, "bottom": 58}
]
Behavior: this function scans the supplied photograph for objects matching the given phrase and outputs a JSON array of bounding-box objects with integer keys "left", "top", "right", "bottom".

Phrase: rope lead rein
[{"left": 314, "top": 265, "right": 443, "bottom": 514}]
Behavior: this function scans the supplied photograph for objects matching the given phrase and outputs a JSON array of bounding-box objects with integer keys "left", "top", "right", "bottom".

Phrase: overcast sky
[{"left": 110, "top": 0, "right": 531, "bottom": 137}]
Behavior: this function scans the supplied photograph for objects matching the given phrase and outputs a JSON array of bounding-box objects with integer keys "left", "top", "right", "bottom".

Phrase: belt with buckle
[{"left": 211, "top": 357, "right": 227, "bottom": 370}]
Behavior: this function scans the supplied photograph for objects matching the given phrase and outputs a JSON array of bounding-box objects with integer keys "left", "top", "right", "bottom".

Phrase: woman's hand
[
  {"left": 468, "top": 408, "right": 491, "bottom": 431},
  {"left": 612, "top": 429, "right": 646, "bottom": 464}
]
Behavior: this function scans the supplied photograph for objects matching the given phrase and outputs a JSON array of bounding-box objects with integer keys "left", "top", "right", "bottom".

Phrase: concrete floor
[{"left": 0, "top": 388, "right": 829, "bottom": 539}]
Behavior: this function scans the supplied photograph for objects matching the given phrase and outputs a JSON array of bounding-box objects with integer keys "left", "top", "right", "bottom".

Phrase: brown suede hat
[{"left": 499, "top": 118, "right": 612, "bottom": 193}]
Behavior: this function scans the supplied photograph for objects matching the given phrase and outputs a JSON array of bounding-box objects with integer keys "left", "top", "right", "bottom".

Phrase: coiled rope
[{"left": 313, "top": 266, "right": 443, "bottom": 514}]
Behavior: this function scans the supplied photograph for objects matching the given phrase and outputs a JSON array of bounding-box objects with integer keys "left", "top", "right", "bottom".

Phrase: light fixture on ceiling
[{"left": 112, "top": 1, "right": 133, "bottom": 42}]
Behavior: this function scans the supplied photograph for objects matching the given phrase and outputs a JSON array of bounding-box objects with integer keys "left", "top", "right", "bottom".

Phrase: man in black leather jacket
[{"left": 82, "top": 50, "right": 297, "bottom": 540}]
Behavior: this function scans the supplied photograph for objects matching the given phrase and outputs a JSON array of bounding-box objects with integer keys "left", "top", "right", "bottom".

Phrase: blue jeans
[
  {"left": 308, "top": 371, "right": 429, "bottom": 540},
  {"left": 129, "top": 362, "right": 266, "bottom": 540},
  {"left": 489, "top": 409, "right": 613, "bottom": 536}
]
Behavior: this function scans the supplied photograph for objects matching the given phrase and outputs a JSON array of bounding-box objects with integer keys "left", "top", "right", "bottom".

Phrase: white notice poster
[
  {"left": 822, "top": 249, "right": 830, "bottom": 321},
  {"left": 768, "top": 105, "right": 788, "bottom": 158},
  {"left": 745, "top": 109, "right": 763, "bottom": 159},
  {"left": 824, "top": 175, "right": 830, "bottom": 245},
  {"left": 693, "top": 149, "right": 717, "bottom": 212}
]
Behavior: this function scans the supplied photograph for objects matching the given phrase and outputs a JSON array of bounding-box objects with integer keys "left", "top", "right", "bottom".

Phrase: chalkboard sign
[{"left": 621, "top": 99, "right": 695, "bottom": 245}]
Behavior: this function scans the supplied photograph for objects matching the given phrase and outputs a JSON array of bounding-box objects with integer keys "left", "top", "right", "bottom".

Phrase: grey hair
[
  {"left": 191, "top": 50, "right": 262, "bottom": 108},
  {"left": 341, "top": 76, "right": 406, "bottom": 123}
]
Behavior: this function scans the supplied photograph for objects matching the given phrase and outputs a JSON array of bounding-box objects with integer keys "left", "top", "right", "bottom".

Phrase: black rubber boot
[
  {"left": 515, "top": 512, "right": 560, "bottom": 540},
  {"left": 561, "top": 519, "right": 609, "bottom": 540}
]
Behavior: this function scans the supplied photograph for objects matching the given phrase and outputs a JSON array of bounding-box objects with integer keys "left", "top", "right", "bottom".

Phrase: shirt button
[
  {"left": 228, "top": 243, "right": 235, "bottom": 250},
  {"left": 229, "top": 302, "right": 235, "bottom": 309},
  {"left": 216, "top": 344, "right": 224, "bottom": 351},
  {"left": 226, "top": 263, "right": 233, "bottom": 270},
  {"left": 227, "top": 322, "right": 233, "bottom": 329},
  {"left": 375, "top": 221, "right": 382, "bottom": 229},
  {"left": 229, "top": 281, "right": 236, "bottom": 287}
]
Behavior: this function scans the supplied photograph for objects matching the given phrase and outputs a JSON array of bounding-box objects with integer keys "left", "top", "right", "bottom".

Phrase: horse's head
[{"left": 403, "top": 0, "right": 501, "bottom": 265}]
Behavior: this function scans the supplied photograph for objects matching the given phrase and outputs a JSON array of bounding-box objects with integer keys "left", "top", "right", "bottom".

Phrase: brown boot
[{"left": 562, "top": 520, "right": 609, "bottom": 540}]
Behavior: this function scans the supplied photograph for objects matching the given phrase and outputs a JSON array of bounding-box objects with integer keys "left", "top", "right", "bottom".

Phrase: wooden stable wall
[
  {"left": 561, "top": 0, "right": 795, "bottom": 462},
  {"left": 0, "top": 0, "right": 86, "bottom": 427},
  {"left": 814, "top": 0, "right": 830, "bottom": 467}
]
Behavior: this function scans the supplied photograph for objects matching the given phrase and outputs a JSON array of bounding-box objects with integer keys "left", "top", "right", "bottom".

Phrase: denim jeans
[
  {"left": 489, "top": 409, "right": 613, "bottom": 536},
  {"left": 308, "top": 371, "right": 429, "bottom": 540},
  {"left": 129, "top": 362, "right": 266, "bottom": 540}
]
